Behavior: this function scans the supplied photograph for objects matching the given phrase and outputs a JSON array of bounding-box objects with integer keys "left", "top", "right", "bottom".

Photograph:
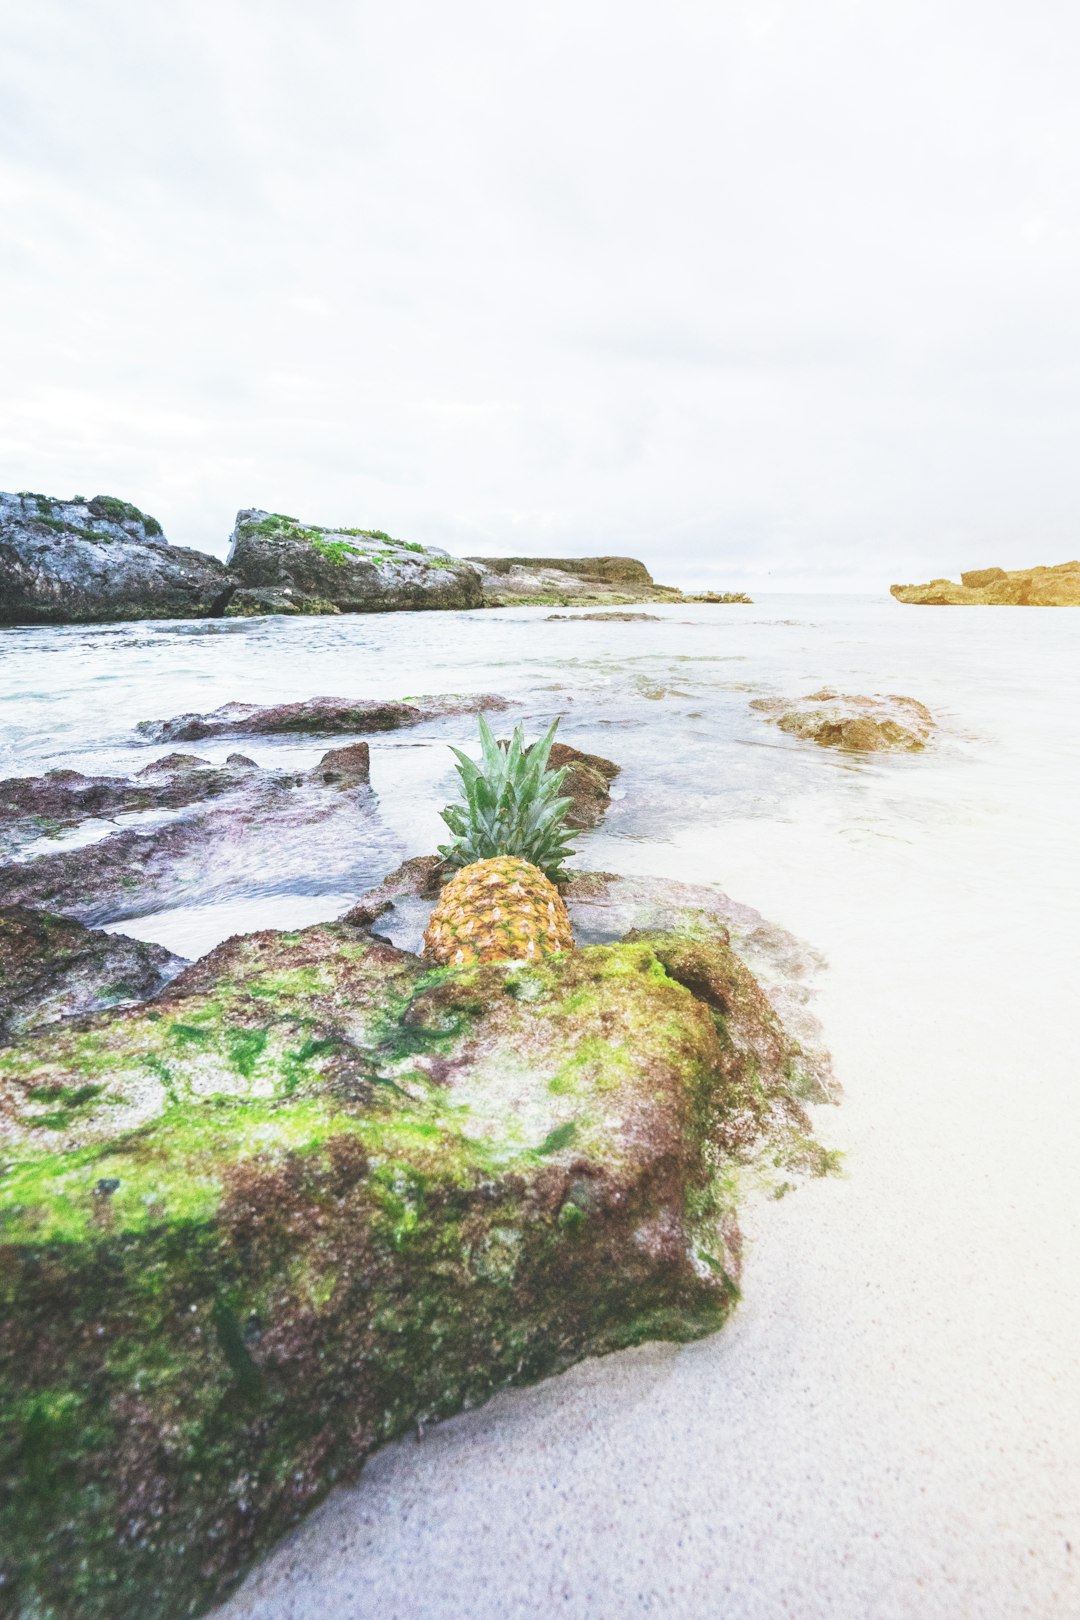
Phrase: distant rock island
[{"left": 891, "top": 560, "right": 1080, "bottom": 606}]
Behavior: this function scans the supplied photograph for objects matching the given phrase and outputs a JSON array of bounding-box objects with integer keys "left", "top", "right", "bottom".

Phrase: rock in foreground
[
  {"left": 751, "top": 690, "right": 935, "bottom": 751},
  {"left": 0, "top": 492, "right": 237, "bottom": 625},
  {"left": 890, "top": 560, "right": 1080, "bottom": 605},
  {"left": 227, "top": 511, "right": 482, "bottom": 613},
  {"left": 0, "top": 907, "right": 185, "bottom": 1039},
  {"left": 136, "top": 693, "right": 510, "bottom": 744},
  {"left": 0, "top": 892, "right": 828, "bottom": 1620}
]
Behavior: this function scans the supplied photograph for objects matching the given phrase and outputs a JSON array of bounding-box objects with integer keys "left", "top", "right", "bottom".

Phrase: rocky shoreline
[
  {"left": 0, "top": 694, "right": 834, "bottom": 1620},
  {"left": 0, "top": 491, "right": 751, "bottom": 624}
]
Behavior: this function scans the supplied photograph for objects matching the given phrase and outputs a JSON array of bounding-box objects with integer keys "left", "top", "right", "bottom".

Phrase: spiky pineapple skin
[{"left": 423, "top": 856, "right": 574, "bottom": 967}]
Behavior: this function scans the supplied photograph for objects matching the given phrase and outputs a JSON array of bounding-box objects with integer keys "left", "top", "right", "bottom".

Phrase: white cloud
[{"left": 2, "top": 0, "right": 1079, "bottom": 589}]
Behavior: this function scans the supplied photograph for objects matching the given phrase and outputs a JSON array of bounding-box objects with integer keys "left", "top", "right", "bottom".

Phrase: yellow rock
[{"left": 891, "top": 561, "right": 1080, "bottom": 605}]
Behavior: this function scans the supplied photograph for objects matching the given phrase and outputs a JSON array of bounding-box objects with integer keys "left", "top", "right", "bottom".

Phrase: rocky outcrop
[
  {"left": 890, "top": 560, "right": 1080, "bottom": 605},
  {"left": 750, "top": 690, "right": 935, "bottom": 752},
  {"left": 0, "top": 753, "right": 263, "bottom": 860},
  {"left": 545, "top": 741, "right": 620, "bottom": 828},
  {"left": 0, "top": 492, "right": 237, "bottom": 625},
  {"left": 0, "top": 907, "right": 185, "bottom": 1039},
  {"left": 469, "top": 555, "right": 683, "bottom": 607},
  {"left": 0, "top": 747, "right": 388, "bottom": 926},
  {"left": 0, "top": 873, "right": 830, "bottom": 1620},
  {"left": 227, "top": 511, "right": 482, "bottom": 613},
  {"left": 136, "top": 693, "right": 511, "bottom": 744}
]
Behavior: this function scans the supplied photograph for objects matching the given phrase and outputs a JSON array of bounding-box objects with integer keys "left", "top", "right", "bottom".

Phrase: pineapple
[{"left": 422, "top": 716, "right": 576, "bottom": 966}]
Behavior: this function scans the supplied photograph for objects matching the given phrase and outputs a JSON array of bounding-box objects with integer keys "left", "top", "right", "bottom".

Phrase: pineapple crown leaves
[{"left": 437, "top": 714, "right": 577, "bottom": 883}]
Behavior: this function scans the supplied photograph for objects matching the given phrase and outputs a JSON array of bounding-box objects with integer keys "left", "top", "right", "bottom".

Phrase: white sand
[{"left": 215, "top": 770, "right": 1080, "bottom": 1619}]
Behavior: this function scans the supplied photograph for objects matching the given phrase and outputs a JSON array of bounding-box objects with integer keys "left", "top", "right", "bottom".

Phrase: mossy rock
[{"left": 0, "top": 914, "right": 822, "bottom": 1618}]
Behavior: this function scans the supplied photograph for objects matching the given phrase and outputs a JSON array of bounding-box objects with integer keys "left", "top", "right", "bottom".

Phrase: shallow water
[
  {"left": 3, "top": 595, "right": 1074, "bottom": 957},
  {"left": 3, "top": 596, "right": 1079, "bottom": 1616}
]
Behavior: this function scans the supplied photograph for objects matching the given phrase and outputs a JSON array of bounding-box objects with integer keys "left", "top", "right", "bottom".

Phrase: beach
[{"left": 3, "top": 596, "right": 1077, "bottom": 1617}]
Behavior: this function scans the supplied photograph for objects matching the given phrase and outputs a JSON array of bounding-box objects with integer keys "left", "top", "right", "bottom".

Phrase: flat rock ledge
[
  {"left": 547, "top": 611, "right": 660, "bottom": 622},
  {"left": 0, "top": 875, "right": 831, "bottom": 1620},
  {"left": 0, "top": 746, "right": 382, "bottom": 928},
  {"left": 890, "top": 559, "right": 1080, "bottom": 606},
  {"left": 136, "top": 693, "right": 511, "bottom": 743},
  {"left": 751, "top": 689, "right": 935, "bottom": 752}
]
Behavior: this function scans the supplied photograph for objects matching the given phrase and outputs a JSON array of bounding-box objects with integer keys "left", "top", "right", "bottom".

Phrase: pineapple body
[{"left": 423, "top": 856, "right": 574, "bottom": 967}]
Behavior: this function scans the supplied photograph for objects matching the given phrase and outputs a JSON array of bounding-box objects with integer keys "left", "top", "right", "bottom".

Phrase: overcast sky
[{"left": 2, "top": 0, "right": 1078, "bottom": 590}]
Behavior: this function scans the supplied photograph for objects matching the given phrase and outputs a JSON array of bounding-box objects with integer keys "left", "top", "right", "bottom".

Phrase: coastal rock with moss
[
  {"left": 0, "top": 492, "right": 238, "bottom": 625},
  {"left": 0, "top": 873, "right": 831, "bottom": 1620},
  {"left": 890, "top": 560, "right": 1080, "bottom": 605},
  {"left": 227, "top": 511, "right": 483, "bottom": 614}
]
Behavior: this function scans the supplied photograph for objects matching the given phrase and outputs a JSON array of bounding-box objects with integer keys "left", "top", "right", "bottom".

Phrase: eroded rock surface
[
  {"left": 0, "top": 753, "right": 263, "bottom": 860},
  {"left": 0, "top": 747, "right": 386, "bottom": 926},
  {"left": 750, "top": 690, "right": 935, "bottom": 752},
  {"left": 227, "top": 511, "right": 482, "bottom": 613},
  {"left": 890, "top": 559, "right": 1080, "bottom": 605},
  {"left": 0, "top": 888, "right": 829, "bottom": 1620},
  {"left": 136, "top": 693, "right": 510, "bottom": 744},
  {"left": 469, "top": 555, "right": 683, "bottom": 607},
  {"left": 0, "top": 491, "right": 237, "bottom": 625},
  {"left": 0, "top": 907, "right": 185, "bottom": 1040}
]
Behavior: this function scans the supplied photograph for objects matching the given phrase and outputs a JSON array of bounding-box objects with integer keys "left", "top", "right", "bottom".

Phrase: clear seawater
[{"left": 0, "top": 594, "right": 1075, "bottom": 959}]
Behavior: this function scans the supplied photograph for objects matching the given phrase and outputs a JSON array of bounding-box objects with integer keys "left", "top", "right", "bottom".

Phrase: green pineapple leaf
[{"left": 437, "top": 716, "right": 577, "bottom": 882}]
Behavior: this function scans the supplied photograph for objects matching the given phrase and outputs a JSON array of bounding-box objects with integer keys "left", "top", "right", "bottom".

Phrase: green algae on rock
[
  {"left": 226, "top": 510, "right": 483, "bottom": 613},
  {"left": 0, "top": 905, "right": 829, "bottom": 1620}
]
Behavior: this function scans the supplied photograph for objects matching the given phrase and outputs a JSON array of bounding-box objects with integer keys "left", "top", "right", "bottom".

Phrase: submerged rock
[
  {"left": 750, "top": 690, "right": 935, "bottom": 752},
  {"left": 136, "top": 693, "right": 511, "bottom": 743},
  {"left": 546, "top": 611, "right": 660, "bottom": 621},
  {"left": 0, "top": 747, "right": 388, "bottom": 926},
  {"left": 0, "top": 907, "right": 185, "bottom": 1039},
  {"left": 227, "top": 511, "right": 482, "bottom": 613},
  {"left": 0, "top": 882, "right": 829, "bottom": 1619},
  {"left": 0, "top": 753, "right": 262, "bottom": 860},
  {"left": 890, "top": 560, "right": 1080, "bottom": 606},
  {"left": 0, "top": 491, "right": 237, "bottom": 625}
]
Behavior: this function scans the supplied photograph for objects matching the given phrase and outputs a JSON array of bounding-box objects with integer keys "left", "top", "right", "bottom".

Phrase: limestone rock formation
[
  {"left": 227, "top": 511, "right": 482, "bottom": 613},
  {"left": 0, "top": 492, "right": 237, "bottom": 624},
  {"left": 890, "top": 560, "right": 1080, "bottom": 605},
  {"left": 469, "top": 555, "right": 683, "bottom": 607},
  {"left": 0, "top": 881, "right": 829, "bottom": 1619},
  {"left": 751, "top": 690, "right": 935, "bottom": 752}
]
